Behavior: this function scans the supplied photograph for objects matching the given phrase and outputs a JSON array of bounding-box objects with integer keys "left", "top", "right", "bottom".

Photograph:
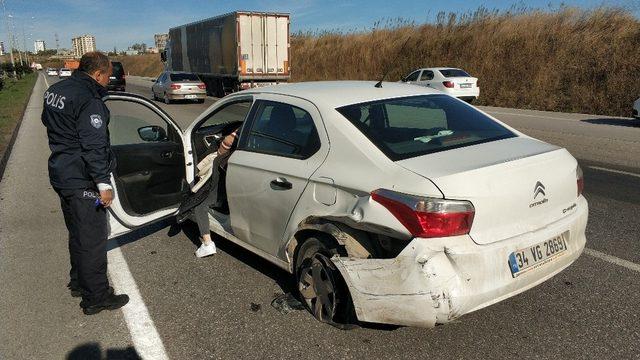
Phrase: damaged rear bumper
[{"left": 332, "top": 196, "right": 588, "bottom": 328}]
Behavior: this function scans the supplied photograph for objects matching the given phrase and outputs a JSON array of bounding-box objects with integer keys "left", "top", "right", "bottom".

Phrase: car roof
[
  {"left": 242, "top": 81, "right": 440, "bottom": 108},
  {"left": 417, "top": 67, "right": 462, "bottom": 71}
]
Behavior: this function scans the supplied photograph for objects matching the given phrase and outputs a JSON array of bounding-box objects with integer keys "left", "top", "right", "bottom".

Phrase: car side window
[
  {"left": 107, "top": 99, "right": 177, "bottom": 146},
  {"left": 420, "top": 71, "right": 434, "bottom": 81},
  {"left": 242, "top": 101, "right": 320, "bottom": 159},
  {"left": 405, "top": 71, "right": 420, "bottom": 82}
]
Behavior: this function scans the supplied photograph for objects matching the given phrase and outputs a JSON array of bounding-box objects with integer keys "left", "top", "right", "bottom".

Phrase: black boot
[
  {"left": 68, "top": 282, "right": 114, "bottom": 298},
  {"left": 82, "top": 293, "right": 130, "bottom": 315}
]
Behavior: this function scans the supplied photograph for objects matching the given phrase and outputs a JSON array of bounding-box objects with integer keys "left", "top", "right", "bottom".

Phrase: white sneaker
[{"left": 195, "top": 242, "right": 217, "bottom": 258}]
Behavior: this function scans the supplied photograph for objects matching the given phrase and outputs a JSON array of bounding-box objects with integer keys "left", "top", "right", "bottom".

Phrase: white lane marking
[
  {"left": 585, "top": 248, "right": 640, "bottom": 273},
  {"left": 588, "top": 166, "right": 640, "bottom": 179},
  {"left": 43, "top": 73, "right": 50, "bottom": 88},
  {"left": 107, "top": 247, "right": 170, "bottom": 360},
  {"left": 486, "top": 110, "right": 578, "bottom": 122}
]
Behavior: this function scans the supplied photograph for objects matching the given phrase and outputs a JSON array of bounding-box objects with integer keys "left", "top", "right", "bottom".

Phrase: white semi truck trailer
[{"left": 162, "top": 11, "right": 290, "bottom": 97}]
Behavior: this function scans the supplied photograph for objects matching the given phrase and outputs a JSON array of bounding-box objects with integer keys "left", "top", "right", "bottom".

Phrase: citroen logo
[{"left": 534, "top": 181, "right": 546, "bottom": 199}]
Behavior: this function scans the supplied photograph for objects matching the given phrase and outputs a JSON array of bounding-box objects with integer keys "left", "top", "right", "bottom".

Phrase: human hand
[{"left": 99, "top": 189, "right": 114, "bottom": 207}]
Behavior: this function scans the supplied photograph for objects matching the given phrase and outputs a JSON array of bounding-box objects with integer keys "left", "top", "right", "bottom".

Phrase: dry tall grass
[
  {"left": 291, "top": 8, "right": 640, "bottom": 116},
  {"left": 113, "top": 54, "right": 164, "bottom": 78}
]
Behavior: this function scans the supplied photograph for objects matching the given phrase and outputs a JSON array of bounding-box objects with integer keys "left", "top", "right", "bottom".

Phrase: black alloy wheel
[{"left": 296, "top": 237, "right": 355, "bottom": 327}]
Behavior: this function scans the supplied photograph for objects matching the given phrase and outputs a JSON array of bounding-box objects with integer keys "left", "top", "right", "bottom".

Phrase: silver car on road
[{"left": 152, "top": 71, "right": 207, "bottom": 104}]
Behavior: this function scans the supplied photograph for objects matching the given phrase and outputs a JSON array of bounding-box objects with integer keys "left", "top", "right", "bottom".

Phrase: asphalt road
[{"left": 0, "top": 73, "right": 639, "bottom": 359}]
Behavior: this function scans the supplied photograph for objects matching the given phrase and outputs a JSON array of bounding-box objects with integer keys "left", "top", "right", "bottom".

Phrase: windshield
[
  {"left": 170, "top": 73, "right": 200, "bottom": 82},
  {"left": 337, "top": 95, "right": 515, "bottom": 161},
  {"left": 439, "top": 69, "right": 471, "bottom": 78},
  {"left": 111, "top": 62, "right": 124, "bottom": 76}
]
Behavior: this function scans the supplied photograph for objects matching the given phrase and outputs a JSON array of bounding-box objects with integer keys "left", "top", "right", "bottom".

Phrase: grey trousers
[{"left": 193, "top": 162, "right": 223, "bottom": 237}]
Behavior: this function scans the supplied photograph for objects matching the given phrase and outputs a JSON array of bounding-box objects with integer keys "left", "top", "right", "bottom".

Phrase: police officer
[{"left": 42, "top": 52, "right": 129, "bottom": 315}]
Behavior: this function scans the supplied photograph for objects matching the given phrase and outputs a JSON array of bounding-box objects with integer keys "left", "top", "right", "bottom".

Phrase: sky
[{"left": 1, "top": 0, "right": 639, "bottom": 53}]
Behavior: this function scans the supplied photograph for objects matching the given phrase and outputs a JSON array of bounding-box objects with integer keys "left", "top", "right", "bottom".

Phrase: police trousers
[{"left": 57, "top": 188, "right": 110, "bottom": 306}]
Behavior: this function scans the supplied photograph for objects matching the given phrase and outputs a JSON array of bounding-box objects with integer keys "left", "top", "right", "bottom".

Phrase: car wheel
[
  {"left": 296, "top": 236, "right": 354, "bottom": 327},
  {"left": 164, "top": 93, "right": 171, "bottom": 104},
  {"left": 197, "top": 98, "right": 205, "bottom": 104}
]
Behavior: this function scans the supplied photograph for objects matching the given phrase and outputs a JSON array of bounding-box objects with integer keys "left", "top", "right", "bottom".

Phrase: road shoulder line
[
  {"left": 584, "top": 248, "right": 640, "bottom": 273},
  {"left": 588, "top": 166, "right": 640, "bottom": 178},
  {"left": 107, "top": 246, "right": 170, "bottom": 360}
]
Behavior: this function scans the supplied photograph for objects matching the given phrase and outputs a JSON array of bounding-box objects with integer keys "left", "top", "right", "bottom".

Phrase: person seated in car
[{"left": 185, "top": 125, "right": 240, "bottom": 258}]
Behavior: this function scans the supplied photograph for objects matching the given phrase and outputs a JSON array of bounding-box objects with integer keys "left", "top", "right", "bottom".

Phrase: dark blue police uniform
[{"left": 41, "top": 71, "right": 116, "bottom": 308}]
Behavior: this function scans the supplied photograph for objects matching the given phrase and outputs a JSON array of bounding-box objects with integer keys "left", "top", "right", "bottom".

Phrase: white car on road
[
  {"left": 58, "top": 68, "right": 72, "bottom": 78},
  {"left": 46, "top": 68, "right": 58, "bottom": 76},
  {"left": 103, "top": 82, "right": 587, "bottom": 328},
  {"left": 634, "top": 97, "right": 640, "bottom": 119},
  {"left": 401, "top": 67, "right": 479, "bottom": 103}
]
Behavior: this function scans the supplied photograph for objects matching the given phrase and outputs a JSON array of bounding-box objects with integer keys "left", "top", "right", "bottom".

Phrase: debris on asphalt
[
  {"left": 271, "top": 293, "right": 305, "bottom": 314},
  {"left": 250, "top": 302, "right": 261, "bottom": 312}
]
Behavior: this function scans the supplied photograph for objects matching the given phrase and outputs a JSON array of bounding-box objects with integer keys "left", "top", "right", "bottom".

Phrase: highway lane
[{"left": 1, "top": 73, "right": 638, "bottom": 359}]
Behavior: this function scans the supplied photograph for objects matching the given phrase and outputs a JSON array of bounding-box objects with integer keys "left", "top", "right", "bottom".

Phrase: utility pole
[{"left": 1, "top": 0, "right": 16, "bottom": 77}]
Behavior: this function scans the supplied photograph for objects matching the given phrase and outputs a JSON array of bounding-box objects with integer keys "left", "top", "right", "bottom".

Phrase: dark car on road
[{"left": 107, "top": 61, "right": 126, "bottom": 92}]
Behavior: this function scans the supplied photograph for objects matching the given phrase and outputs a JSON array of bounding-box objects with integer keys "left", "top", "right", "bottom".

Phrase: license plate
[
  {"left": 460, "top": 83, "right": 472, "bottom": 88},
  {"left": 185, "top": 94, "right": 197, "bottom": 99},
  {"left": 508, "top": 232, "right": 569, "bottom": 277}
]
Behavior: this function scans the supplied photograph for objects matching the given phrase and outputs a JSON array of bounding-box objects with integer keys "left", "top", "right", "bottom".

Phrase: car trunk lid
[{"left": 396, "top": 137, "right": 579, "bottom": 245}]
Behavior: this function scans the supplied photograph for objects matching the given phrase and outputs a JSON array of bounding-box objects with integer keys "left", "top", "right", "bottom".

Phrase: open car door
[{"left": 104, "top": 93, "right": 189, "bottom": 238}]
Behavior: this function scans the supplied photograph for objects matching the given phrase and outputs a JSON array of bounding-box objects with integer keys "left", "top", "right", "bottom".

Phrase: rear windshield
[
  {"left": 60, "top": 68, "right": 70, "bottom": 71},
  {"left": 170, "top": 73, "right": 200, "bottom": 82},
  {"left": 337, "top": 95, "right": 515, "bottom": 161},
  {"left": 439, "top": 69, "right": 470, "bottom": 78},
  {"left": 111, "top": 62, "right": 124, "bottom": 76}
]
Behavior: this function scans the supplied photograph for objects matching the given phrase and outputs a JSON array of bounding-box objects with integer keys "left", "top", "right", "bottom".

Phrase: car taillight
[
  {"left": 170, "top": 84, "right": 181, "bottom": 90},
  {"left": 576, "top": 165, "right": 584, "bottom": 197},
  {"left": 443, "top": 81, "right": 455, "bottom": 88},
  {"left": 197, "top": 83, "right": 206, "bottom": 90},
  {"left": 371, "top": 189, "right": 475, "bottom": 238}
]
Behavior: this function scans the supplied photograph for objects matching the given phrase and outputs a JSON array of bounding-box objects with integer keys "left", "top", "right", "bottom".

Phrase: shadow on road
[
  {"left": 177, "top": 220, "right": 298, "bottom": 294},
  {"left": 106, "top": 219, "right": 173, "bottom": 251},
  {"left": 581, "top": 118, "right": 640, "bottom": 127},
  {"left": 67, "top": 342, "right": 140, "bottom": 359}
]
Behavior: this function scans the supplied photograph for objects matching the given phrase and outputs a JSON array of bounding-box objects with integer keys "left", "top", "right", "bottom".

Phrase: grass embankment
[
  {"left": 0, "top": 73, "right": 37, "bottom": 154},
  {"left": 113, "top": 54, "right": 163, "bottom": 78},
  {"left": 292, "top": 8, "right": 640, "bottom": 117}
]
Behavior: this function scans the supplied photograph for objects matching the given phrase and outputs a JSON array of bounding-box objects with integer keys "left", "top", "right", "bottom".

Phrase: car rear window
[
  {"left": 337, "top": 95, "right": 515, "bottom": 161},
  {"left": 60, "top": 68, "right": 70, "bottom": 71},
  {"left": 170, "top": 73, "right": 200, "bottom": 82},
  {"left": 111, "top": 62, "right": 124, "bottom": 76},
  {"left": 439, "top": 69, "right": 470, "bottom": 78}
]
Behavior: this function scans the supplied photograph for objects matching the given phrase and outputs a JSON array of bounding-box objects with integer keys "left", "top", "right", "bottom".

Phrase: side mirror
[{"left": 138, "top": 125, "right": 167, "bottom": 142}]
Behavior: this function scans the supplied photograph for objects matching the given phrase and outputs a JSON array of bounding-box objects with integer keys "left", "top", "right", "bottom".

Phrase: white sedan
[
  {"left": 634, "top": 97, "right": 639, "bottom": 119},
  {"left": 46, "top": 68, "right": 58, "bottom": 76},
  {"left": 58, "top": 68, "right": 72, "bottom": 78},
  {"left": 401, "top": 67, "right": 479, "bottom": 103},
  {"left": 103, "top": 82, "right": 587, "bottom": 328}
]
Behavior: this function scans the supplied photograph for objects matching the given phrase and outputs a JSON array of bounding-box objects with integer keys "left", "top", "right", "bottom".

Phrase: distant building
[
  {"left": 125, "top": 49, "right": 139, "bottom": 56},
  {"left": 147, "top": 47, "right": 159, "bottom": 54},
  {"left": 34, "top": 40, "right": 46, "bottom": 53},
  {"left": 154, "top": 33, "right": 168, "bottom": 50},
  {"left": 0, "top": 41, "right": 5, "bottom": 56},
  {"left": 72, "top": 35, "right": 96, "bottom": 57}
]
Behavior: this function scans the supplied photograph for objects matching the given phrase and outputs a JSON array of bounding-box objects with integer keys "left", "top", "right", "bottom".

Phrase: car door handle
[
  {"left": 161, "top": 151, "right": 173, "bottom": 159},
  {"left": 270, "top": 177, "right": 292, "bottom": 190}
]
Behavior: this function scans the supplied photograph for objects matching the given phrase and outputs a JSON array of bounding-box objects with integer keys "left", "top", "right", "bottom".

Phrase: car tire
[
  {"left": 164, "top": 93, "right": 171, "bottom": 104},
  {"left": 295, "top": 236, "right": 355, "bottom": 327},
  {"left": 197, "top": 99, "right": 205, "bottom": 104}
]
